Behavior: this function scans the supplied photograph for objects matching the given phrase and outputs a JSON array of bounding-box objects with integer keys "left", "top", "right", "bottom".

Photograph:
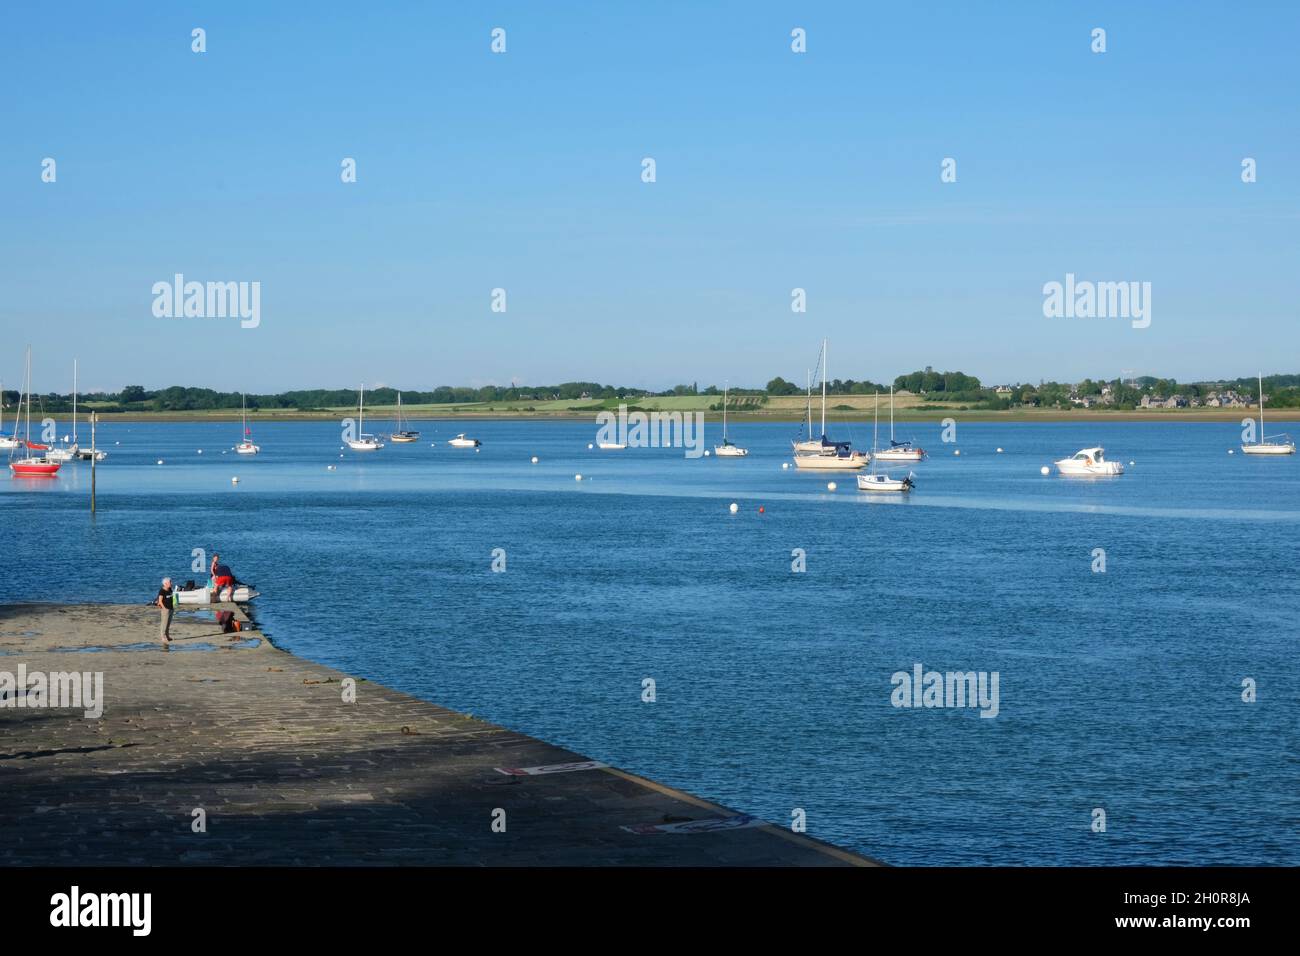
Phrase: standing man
[{"left": 156, "top": 576, "right": 175, "bottom": 646}]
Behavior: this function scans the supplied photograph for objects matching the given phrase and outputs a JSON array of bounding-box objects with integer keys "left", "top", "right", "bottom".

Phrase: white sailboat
[
  {"left": 714, "top": 382, "right": 748, "bottom": 457},
  {"left": 792, "top": 339, "right": 868, "bottom": 470},
  {"left": 346, "top": 384, "right": 384, "bottom": 451},
  {"left": 857, "top": 392, "right": 914, "bottom": 492},
  {"left": 390, "top": 393, "right": 420, "bottom": 442},
  {"left": 236, "top": 393, "right": 260, "bottom": 454},
  {"left": 47, "top": 360, "right": 80, "bottom": 461},
  {"left": 873, "top": 386, "right": 926, "bottom": 462},
  {"left": 0, "top": 378, "right": 19, "bottom": 449},
  {"left": 1241, "top": 374, "right": 1295, "bottom": 455}
]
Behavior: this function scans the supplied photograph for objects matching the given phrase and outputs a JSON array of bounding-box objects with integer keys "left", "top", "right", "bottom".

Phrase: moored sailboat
[
  {"left": 235, "top": 393, "right": 260, "bottom": 454},
  {"left": 390, "top": 393, "right": 420, "bottom": 442},
  {"left": 8, "top": 347, "right": 62, "bottom": 477},
  {"left": 1240, "top": 374, "right": 1295, "bottom": 455},
  {"left": 792, "top": 339, "right": 868, "bottom": 470},
  {"left": 714, "top": 382, "right": 748, "bottom": 457},
  {"left": 47, "top": 360, "right": 81, "bottom": 461},
  {"left": 0, "top": 378, "right": 19, "bottom": 450},
  {"left": 872, "top": 386, "right": 926, "bottom": 462},
  {"left": 346, "top": 384, "right": 384, "bottom": 451}
]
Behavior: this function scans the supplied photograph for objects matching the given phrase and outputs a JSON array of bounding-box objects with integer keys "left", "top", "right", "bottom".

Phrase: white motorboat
[
  {"left": 714, "top": 382, "right": 748, "bottom": 457},
  {"left": 1241, "top": 374, "right": 1295, "bottom": 455},
  {"left": 597, "top": 441, "right": 626, "bottom": 450},
  {"left": 857, "top": 471, "right": 914, "bottom": 493},
  {"left": 235, "top": 393, "right": 260, "bottom": 454},
  {"left": 1055, "top": 446, "right": 1124, "bottom": 477},
  {"left": 346, "top": 384, "right": 385, "bottom": 451},
  {"left": 448, "top": 433, "right": 481, "bottom": 448},
  {"left": 872, "top": 386, "right": 926, "bottom": 461},
  {"left": 792, "top": 338, "right": 867, "bottom": 468}
]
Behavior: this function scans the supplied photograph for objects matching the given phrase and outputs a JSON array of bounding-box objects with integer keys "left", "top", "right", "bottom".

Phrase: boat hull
[
  {"left": 235, "top": 443, "right": 260, "bottom": 455},
  {"left": 175, "top": 586, "right": 259, "bottom": 605},
  {"left": 856, "top": 474, "right": 913, "bottom": 492},
  {"left": 9, "top": 459, "right": 61, "bottom": 477},
  {"left": 714, "top": 446, "right": 748, "bottom": 457},
  {"left": 1241, "top": 443, "right": 1295, "bottom": 455},
  {"left": 1055, "top": 461, "right": 1124, "bottom": 476},
  {"left": 874, "top": 448, "right": 925, "bottom": 462},
  {"left": 792, "top": 453, "right": 868, "bottom": 471},
  {"left": 346, "top": 440, "right": 383, "bottom": 452}
]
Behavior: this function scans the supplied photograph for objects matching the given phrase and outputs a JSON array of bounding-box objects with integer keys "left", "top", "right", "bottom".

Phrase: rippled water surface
[{"left": 3, "top": 418, "right": 1297, "bottom": 864}]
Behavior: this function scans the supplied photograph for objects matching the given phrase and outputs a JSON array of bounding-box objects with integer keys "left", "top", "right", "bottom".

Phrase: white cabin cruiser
[
  {"left": 448, "top": 433, "right": 481, "bottom": 448},
  {"left": 1055, "top": 446, "right": 1124, "bottom": 477}
]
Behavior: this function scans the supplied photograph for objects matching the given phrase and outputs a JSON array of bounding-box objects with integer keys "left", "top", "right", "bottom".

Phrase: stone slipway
[{"left": 0, "top": 603, "right": 877, "bottom": 866}]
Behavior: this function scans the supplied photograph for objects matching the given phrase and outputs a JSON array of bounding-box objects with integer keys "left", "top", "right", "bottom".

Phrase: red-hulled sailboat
[{"left": 9, "top": 347, "right": 62, "bottom": 478}]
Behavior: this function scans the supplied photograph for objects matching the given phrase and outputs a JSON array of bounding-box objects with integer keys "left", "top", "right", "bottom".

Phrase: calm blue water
[{"left": 3, "top": 417, "right": 1297, "bottom": 865}]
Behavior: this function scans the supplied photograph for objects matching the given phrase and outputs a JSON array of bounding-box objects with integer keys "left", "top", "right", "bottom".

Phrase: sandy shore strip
[{"left": 0, "top": 603, "right": 875, "bottom": 867}]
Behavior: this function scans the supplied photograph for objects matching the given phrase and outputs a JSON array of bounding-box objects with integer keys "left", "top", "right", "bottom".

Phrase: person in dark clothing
[{"left": 156, "top": 577, "right": 174, "bottom": 645}]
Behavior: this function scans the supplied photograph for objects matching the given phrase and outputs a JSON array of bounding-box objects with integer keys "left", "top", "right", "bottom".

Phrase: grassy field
[{"left": 72, "top": 394, "right": 1296, "bottom": 424}]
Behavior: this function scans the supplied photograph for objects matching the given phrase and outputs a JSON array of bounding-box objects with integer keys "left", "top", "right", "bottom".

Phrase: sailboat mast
[
  {"left": 72, "top": 359, "right": 78, "bottom": 445},
  {"left": 25, "top": 347, "right": 32, "bottom": 444},
  {"left": 722, "top": 382, "right": 727, "bottom": 439},
  {"left": 821, "top": 338, "right": 827, "bottom": 438},
  {"left": 889, "top": 384, "right": 894, "bottom": 443},
  {"left": 1259, "top": 373, "right": 1265, "bottom": 436},
  {"left": 805, "top": 369, "right": 812, "bottom": 437},
  {"left": 359, "top": 384, "right": 365, "bottom": 433}
]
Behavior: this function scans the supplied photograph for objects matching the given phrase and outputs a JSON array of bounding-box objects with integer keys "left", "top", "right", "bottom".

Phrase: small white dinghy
[
  {"left": 175, "top": 585, "right": 260, "bottom": 605},
  {"left": 1055, "top": 446, "right": 1124, "bottom": 477},
  {"left": 597, "top": 441, "right": 626, "bottom": 450}
]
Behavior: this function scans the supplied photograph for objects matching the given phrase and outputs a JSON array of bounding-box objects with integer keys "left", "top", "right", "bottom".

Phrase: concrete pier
[{"left": 0, "top": 604, "right": 875, "bottom": 866}]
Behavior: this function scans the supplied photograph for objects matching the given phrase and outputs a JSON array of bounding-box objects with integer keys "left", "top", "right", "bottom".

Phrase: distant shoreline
[{"left": 74, "top": 408, "right": 1300, "bottom": 425}]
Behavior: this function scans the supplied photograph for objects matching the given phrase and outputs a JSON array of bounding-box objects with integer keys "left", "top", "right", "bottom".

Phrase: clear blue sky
[{"left": 2, "top": 1, "right": 1297, "bottom": 394}]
